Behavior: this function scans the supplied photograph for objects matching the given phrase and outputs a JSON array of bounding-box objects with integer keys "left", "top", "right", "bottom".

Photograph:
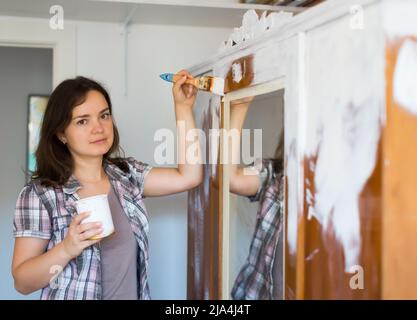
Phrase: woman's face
[{"left": 61, "top": 90, "right": 114, "bottom": 160}]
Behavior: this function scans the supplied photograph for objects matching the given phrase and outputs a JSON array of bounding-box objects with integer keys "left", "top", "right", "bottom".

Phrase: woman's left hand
[{"left": 172, "top": 70, "right": 197, "bottom": 108}]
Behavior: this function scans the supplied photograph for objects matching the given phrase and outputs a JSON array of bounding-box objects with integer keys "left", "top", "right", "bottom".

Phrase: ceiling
[{"left": 0, "top": 0, "right": 313, "bottom": 27}]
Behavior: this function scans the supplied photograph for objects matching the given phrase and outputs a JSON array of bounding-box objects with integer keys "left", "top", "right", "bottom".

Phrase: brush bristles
[
  {"left": 199, "top": 76, "right": 224, "bottom": 96},
  {"left": 211, "top": 77, "right": 225, "bottom": 96}
]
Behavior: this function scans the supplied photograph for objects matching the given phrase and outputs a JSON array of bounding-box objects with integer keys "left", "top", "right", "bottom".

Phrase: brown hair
[
  {"left": 32, "top": 76, "right": 128, "bottom": 187},
  {"left": 271, "top": 130, "right": 284, "bottom": 175}
]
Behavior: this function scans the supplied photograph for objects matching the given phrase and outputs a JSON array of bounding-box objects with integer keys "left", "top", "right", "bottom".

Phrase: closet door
[{"left": 299, "top": 8, "right": 384, "bottom": 299}]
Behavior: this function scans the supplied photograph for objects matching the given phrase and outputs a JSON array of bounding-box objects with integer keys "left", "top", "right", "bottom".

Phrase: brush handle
[
  {"left": 173, "top": 74, "right": 199, "bottom": 87},
  {"left": 160, "top": 73, "right": 199, "bottom": 87}
]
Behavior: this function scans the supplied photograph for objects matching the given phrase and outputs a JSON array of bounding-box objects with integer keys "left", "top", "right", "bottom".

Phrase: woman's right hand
[{"left": 61, "top": 212, "right": 103, "bottom": 260}]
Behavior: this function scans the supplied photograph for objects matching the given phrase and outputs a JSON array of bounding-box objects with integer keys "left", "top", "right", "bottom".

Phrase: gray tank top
[{"left": 101, "top": 186, "right": 138, "bottom": 300}]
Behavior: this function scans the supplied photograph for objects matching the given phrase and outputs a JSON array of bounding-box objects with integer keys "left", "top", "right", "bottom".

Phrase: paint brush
[{"left": 160, "top": 73, "right": 225, "bottom": 96}]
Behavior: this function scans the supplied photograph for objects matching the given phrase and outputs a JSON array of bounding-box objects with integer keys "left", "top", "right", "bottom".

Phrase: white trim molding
[{"left": 0, "top": 16, "right": 76, "bottom": 87}]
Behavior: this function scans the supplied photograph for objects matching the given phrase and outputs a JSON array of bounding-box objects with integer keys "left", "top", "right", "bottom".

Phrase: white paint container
[{"left": 75, "top": 194, "right": 114, "bottom": 240}]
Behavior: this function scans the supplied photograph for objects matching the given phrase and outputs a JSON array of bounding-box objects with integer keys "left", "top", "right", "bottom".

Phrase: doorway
[{"left": 0, "top": 46, "right": 52, "bottom": 299}]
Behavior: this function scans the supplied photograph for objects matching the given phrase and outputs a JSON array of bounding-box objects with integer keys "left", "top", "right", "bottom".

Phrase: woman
[
  {"left": 228, "top": 97, "right": 284, "bottom": 300},
  {"left": 11, "top": 71, "right": 202, "bottom": 300}
]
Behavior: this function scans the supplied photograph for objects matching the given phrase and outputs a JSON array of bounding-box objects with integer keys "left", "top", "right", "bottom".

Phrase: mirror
[{"left": 221, "top": 81, "right": 285, "bottom": 300}]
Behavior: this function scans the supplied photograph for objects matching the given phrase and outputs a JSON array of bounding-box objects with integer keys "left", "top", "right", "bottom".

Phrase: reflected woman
[{"left": 229, "top": 97, "right": 284, "bottom": 300}]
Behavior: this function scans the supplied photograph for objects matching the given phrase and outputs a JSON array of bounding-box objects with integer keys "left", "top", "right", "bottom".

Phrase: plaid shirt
[
  {"left": 13, "top": 157, "right": 152, "bottom": 300},
  {"left": 231, "top": 160, "right": 284, "bottom": 300}
]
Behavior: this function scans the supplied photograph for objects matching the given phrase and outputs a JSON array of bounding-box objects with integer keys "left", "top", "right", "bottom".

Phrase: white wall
[
  {"left": 0, "top": 46, "right": 52, "bottom": 299},
  {"left": 120, "top": 23, "right": 231, "bottom": 299},
  {"left": 0, "top": 17, "right": 231, "bottom": 299}
]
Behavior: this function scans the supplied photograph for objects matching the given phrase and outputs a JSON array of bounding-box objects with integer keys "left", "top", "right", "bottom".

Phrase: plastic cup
[{"left": 75, "top": 194, "right": 114, "bottom": 240}]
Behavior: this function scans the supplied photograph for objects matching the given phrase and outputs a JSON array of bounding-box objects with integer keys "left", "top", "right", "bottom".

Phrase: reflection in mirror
[{"left": 228, "top": 89, "right": 284, "bottom": 300}]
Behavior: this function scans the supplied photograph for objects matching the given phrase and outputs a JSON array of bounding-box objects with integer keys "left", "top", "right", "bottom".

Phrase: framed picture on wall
[{"left": 27, "top": 95, "right": 49, "bottom": 177}]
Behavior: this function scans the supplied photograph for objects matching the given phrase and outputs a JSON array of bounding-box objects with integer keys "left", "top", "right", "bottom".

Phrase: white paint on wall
[
  {"left": 394, "top": 39, "right": 417, "bottom": 115},
  {"left": 304, "top": 7, "right": 385, "bottom": 272}
]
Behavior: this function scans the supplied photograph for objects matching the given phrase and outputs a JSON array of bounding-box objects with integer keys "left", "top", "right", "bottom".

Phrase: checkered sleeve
[
  {"left": 13, "top": 184, "right": 52, "bottom": 239},
  {"left": 125, "top": 157, "right": 153, "bottom": 196}
]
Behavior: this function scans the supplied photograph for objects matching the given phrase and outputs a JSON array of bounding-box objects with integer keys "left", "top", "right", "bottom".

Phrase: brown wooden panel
[
  {"left": 295, "top": 173, "right": 306, "bottom": 300},
  {"left": 383, "top": 37, "right": 417, "bottom": 299},
  {"left": 224, "top": 55, "right": 254, "bottom": 93},
  {"left": 187, "top": 100, "right": 221, "bottom": 299},
  {"left": 302, "top": 143, "right": 382, "bottom": 299}
]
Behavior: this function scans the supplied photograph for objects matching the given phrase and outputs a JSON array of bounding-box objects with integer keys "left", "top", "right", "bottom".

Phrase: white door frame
[
  {"left": 0, "top": 16, "right": 76, "bottom": 87},
  {"left": 221, "top": 77, "right": 286, "bottom": 299}
]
